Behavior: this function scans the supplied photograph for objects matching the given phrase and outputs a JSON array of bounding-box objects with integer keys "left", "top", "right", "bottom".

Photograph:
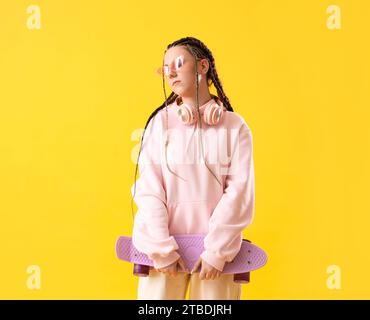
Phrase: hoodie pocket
[{"left": 167, "top": 200, "right": 216, "bottom": 235}]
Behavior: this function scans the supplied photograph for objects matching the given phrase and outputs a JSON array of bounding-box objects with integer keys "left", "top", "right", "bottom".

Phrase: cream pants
[{"left": 137, "top": 268, "right": 242, "bottom": 300}]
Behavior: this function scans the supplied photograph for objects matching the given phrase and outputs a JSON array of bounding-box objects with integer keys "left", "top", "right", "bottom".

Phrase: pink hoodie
[{"left": 131, "top": 97, "right": 255, "bottom": 271}]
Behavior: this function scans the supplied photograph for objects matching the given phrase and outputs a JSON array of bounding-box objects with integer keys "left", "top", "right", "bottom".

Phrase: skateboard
[{"left": 116, "top": 234, "right": 267, "bottom": 284}]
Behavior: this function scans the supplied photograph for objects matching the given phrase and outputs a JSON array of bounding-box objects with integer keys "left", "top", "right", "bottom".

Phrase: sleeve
[
  {"left": 131, "top": 112, "right": 180, "bottom": 269},
  {"left": 200, "top": 122, "right": 255, "bottom": 271}
]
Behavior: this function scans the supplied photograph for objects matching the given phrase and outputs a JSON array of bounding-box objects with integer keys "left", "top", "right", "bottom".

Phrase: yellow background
[{"left": 1, "top": 0, "right": 369, "bottom": 299}]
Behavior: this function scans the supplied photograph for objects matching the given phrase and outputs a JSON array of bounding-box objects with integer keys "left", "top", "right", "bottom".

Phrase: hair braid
[{"left": 130, "top": 91, "right": 177, "bottom": 220}]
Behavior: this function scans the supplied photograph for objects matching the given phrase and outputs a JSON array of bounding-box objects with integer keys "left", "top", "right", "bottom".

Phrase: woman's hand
[
  {"left": 156, "top": 256, "right": 188, "bottom": 277},
  {"left": 191, "top": 257, "right": 222, "bottom": 280}
]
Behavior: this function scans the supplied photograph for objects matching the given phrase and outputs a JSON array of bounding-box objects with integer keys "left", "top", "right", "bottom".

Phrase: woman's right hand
[{"left": 156, "top": 256, "right": 189, "bottom": 277}]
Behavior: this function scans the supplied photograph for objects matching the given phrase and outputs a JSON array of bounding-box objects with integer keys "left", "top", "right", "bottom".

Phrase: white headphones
[{"left": 175, "top": 95, "right": 226, "bottom": 126}]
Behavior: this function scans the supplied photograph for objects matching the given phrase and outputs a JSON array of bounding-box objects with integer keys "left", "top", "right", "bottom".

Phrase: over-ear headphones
[{"left": 175, "top": 95, "right": 226, "bottom": 126}]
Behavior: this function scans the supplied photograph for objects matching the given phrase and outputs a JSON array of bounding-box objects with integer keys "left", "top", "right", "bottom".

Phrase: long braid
[
  {"left": 208, "top": 57, "right": 234, "bottom": 112},
  {"left": 131, "top": 37, "right": 235, "bottom": 220},
  {"left": 130, "top": 92, "right": 177, "bottom": 220},
  {"left": 184, "top": 43, "right": 223, "bottom": 186}
]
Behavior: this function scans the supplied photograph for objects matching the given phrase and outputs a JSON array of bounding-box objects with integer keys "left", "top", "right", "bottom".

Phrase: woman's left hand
[{"left": 191, "top": 257, "right": 222, "bottom": 280}]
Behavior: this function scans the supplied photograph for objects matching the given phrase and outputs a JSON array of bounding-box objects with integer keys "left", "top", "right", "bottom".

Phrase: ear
[{"left": 199, "top": 58, "right": 209, "bottom": 74}]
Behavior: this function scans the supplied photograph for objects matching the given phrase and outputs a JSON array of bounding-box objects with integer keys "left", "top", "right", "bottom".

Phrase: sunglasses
[{"left": 156, "top": 55, "right": 185, "bottom": 77}]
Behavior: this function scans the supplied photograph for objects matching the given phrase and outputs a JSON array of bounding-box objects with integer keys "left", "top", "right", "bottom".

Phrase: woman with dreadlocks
[{"left": 130, "top": 37, "right": 255, "bottom": 300}]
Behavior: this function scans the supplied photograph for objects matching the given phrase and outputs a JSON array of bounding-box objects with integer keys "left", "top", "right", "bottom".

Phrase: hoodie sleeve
[
  {"left": 200, "top": 121, "right": 255, "bottom": 271},
  {"left": 131, "top": 112, "right": 180, "bottom": 269}
]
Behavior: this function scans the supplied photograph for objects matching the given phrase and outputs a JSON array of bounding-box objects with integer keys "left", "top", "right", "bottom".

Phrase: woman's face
[{"left": 163, "top": 46, "right": 208, "bottom": 97}]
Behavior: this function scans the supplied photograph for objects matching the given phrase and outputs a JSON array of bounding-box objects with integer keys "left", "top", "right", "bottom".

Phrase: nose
[{"left": 167, "top": 68, "right": 177, "bottom": 78}]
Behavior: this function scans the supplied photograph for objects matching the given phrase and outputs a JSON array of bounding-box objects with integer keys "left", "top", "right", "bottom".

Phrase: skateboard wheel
[
  {"left": 233, "top": 272, "right": 250, "bottom": 284},
  {"left": 133, "top": 264, "right": 150, "bottom": 277}
]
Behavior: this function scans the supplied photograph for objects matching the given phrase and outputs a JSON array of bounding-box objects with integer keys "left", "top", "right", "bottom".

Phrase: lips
[{"left": 172, "top": 80, "right": 180, "bottom": 86}]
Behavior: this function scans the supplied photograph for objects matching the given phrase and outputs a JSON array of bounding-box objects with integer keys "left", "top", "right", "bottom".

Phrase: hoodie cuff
[
  {"left": 200, "top": 251, "right": 226, "bottom": 272},
  {"left": 151, "top": 251, "right": 181, "bottom": 269}
]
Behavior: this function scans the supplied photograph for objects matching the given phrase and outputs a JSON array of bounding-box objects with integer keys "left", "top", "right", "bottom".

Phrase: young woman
[{"left": 130, "top": 36, "right": 255, "bottom": 300}]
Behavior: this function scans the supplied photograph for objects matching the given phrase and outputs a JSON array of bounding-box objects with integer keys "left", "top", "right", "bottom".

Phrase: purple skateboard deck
[{"left": 116, "top": 234, "right": 267, "bottom": 284}]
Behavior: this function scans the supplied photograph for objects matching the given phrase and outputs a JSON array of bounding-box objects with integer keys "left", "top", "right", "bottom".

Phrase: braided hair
[{"left": 130, "top": 36, "right": 235, "bottom": 220}]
